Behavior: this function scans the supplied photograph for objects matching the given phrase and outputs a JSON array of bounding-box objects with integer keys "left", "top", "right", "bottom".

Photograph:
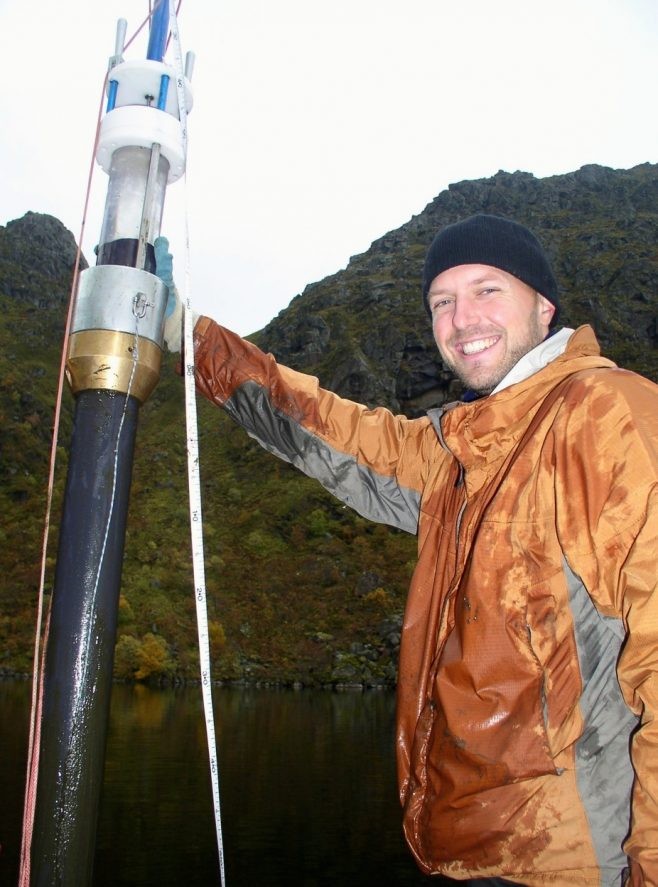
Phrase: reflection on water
[{"left": 0, "top": 680, "right": 442, "bottom": 886}]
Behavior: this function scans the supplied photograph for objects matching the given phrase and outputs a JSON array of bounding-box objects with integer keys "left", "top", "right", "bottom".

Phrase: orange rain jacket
[{"left": 192, "top": 319, "right": 658, "bottom": 886}]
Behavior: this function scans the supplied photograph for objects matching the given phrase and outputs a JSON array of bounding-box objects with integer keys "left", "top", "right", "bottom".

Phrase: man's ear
[{"left": 537, "top": 293, "right": 556, "bottom": 331}]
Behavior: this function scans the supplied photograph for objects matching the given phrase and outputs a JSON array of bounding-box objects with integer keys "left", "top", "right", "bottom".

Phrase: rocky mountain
[
  {"left": 0, "top": 212, "right": 87, "bottom": 308},
  {"left": 255, "top": 163, "right": 658, "bottom": 412},
  {"left": 1, "top": 163, "right": 656, "bottom": 687}
]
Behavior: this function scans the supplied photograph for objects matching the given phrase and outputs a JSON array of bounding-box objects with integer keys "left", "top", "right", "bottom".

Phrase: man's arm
[
  {"left": 191, "top": 316, "right": 432, "bottom": 535},
  {"left": 153, "top": 236, "right": 433, "bottom": 532}
]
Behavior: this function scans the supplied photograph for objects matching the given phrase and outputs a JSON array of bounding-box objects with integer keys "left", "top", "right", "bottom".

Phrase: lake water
[{"left": 0, "top": 679, "right": 456, "bottom": 886}]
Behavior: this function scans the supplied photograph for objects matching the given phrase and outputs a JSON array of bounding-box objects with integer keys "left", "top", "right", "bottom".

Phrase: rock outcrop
[{"left": 255, "top": 163, "right": 658, "bottom": 413}]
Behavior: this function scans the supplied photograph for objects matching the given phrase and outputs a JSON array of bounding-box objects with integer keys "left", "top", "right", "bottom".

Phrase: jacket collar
[
  {"left": 456, "top": 328, "right": 573, "bottom": 404},
  {"left": 427, "top": 325, "right": 616, "bottom": 491},
  {"left": 490, "top": 327, "right": 574, "bottom": 394}
]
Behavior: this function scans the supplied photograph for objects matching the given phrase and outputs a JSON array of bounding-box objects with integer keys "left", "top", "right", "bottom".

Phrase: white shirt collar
[{"left": 490, "top": 327, "right": 575, "bottom": 395}]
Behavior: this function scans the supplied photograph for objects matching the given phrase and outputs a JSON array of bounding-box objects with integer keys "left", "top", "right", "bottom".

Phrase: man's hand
[{"left": 154, "top": 236, "right": 184, "bottom": 352}]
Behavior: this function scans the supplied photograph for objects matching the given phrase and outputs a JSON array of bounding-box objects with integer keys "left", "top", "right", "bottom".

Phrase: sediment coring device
[{"left": 18, "top": 4, "right": 225, "bottom": 884}]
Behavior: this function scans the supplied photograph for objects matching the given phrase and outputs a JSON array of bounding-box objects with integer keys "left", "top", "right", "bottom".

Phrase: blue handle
[{"left": 147, "top": 0, "right": 169, "bottom": 61}]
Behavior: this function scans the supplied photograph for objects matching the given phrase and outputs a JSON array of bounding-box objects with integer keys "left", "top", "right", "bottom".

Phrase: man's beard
[{"left": 441, "top": 315, "right": 546, "bottom": 396}]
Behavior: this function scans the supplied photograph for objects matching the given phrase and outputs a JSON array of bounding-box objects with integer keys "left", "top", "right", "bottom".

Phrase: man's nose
[{"left": 451, "top": 293, "right": 479, "bottom": 329}]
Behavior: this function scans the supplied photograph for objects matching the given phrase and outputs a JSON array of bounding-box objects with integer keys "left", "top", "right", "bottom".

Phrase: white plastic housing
[
  {"left": 97, "top": 105, "right": 185, "bottom": 182},
  {"left": 107, "top": 59, "right": 193, "bottom": 118},
  {"left": 98, "top": 58, "right": 193, "bottom": 183}
]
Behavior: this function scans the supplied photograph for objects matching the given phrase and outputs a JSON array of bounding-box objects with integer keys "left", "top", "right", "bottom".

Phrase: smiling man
[
  {"left": 423, "top": 214, "right": 561, "bottom": 396},
  {"left": 159, "top": 213, "right": 658, "bottom": 886},
  {"left": 429, "top": 262, "right": 553, "bottom": 394}
]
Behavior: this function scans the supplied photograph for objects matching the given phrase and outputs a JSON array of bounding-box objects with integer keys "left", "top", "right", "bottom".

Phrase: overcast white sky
[{"left": 1, "top": 0, "right": 656, "bottom": 334}]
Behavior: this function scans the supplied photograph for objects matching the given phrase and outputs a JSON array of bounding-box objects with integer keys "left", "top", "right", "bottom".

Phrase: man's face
[{"left": 428, "top": 264, "right": 555, "bottom": 395}]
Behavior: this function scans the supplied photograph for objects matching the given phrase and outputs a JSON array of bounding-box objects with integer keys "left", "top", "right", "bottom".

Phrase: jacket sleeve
[
  {"left": 190, "top": 316, "right": 429, "bottom": 534},
  {"left": 557, "top": 368, "right": 658, "bottom": 885}
]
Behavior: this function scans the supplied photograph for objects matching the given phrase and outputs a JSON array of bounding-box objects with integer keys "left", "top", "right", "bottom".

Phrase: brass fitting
[{"left": 66, "top": 330, "right": 162, "bottom": 403}]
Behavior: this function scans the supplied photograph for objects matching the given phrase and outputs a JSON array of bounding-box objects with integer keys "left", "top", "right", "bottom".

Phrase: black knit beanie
[{"left": 422, "top": 214, "right": 560, "bottom": 325}]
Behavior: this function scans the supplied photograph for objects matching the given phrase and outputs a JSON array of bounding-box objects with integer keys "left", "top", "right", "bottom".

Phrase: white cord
[{"left": 168, "top": 3, "right": 227, "bottom": 883}]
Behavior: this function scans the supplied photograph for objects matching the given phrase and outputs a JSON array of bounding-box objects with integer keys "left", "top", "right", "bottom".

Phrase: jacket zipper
[
  {"left": 430, "top": 461, "right": 467, "bottom": 682},
  {"left": 428, "top": 407, "right": 469, "bottom": 671},
  {"left": 454, "top": 461, "right": 466, "bottom": 553}
]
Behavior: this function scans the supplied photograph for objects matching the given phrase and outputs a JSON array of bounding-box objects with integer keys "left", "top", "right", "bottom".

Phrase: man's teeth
[{"left": 462, "top": 336, "right": 498, "bottom": 355}]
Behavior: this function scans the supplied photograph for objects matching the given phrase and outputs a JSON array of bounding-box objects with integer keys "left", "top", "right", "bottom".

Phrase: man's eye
[{"left": 430, "top": 298, "right": 452, "bottom": 313}]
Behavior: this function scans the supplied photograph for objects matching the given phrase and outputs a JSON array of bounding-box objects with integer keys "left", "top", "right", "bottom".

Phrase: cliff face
[{"left": 255, "top": 163, "right": 658, "bottom": 413}]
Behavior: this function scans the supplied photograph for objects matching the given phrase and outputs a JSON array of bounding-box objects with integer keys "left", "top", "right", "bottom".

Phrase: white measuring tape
[{"left": 168, "top": 3, "right": 227, "bottom": 883}]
